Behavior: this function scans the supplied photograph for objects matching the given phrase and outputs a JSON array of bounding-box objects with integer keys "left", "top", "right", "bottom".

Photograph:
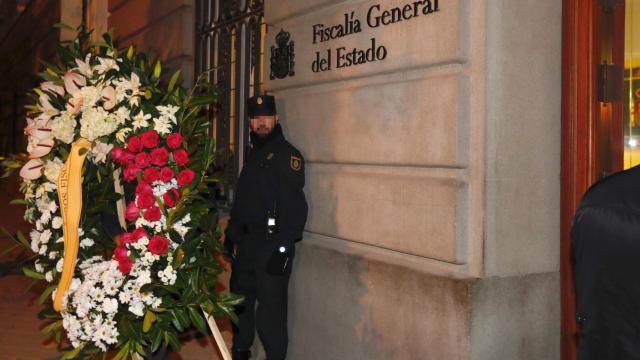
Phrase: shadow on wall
[{"left": 275, "top": 95, "right": 392, "bottom": 360}]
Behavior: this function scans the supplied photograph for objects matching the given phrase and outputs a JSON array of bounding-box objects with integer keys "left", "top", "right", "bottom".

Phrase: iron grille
[{"left": 195, "top": 0, "right": 266, "bottom": 202}]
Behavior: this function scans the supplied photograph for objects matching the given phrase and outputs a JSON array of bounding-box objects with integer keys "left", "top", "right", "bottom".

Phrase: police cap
[{"left": 247, "top": 95, "right": 277, "bottom": 117}]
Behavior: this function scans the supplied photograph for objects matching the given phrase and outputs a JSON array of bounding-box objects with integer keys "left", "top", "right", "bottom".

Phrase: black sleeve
[{"left": 275, "top": 148, "right": 308, "bottom": 244}]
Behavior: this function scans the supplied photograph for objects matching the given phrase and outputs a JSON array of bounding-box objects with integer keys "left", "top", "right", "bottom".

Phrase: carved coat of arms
[{"left": 270, "top": 29, "right": 295, "bottom": 80}]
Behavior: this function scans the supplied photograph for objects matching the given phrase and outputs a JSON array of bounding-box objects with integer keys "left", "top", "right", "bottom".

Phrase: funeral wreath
[{"left": 1, "top": 30, "right": 241, "bottom": 359}]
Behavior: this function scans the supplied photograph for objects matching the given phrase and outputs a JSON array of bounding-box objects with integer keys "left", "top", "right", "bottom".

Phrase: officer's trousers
[{"left": 230, "top": 241, "right": 293, "bottom": 360}]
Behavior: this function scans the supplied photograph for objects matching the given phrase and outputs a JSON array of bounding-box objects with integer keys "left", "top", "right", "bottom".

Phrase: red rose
[
  {"left": 160, "top": 167, "right": 174, "bottom": 182},
  {"left": 137, "top": 193, "right": 155, "bottom": 209},
  {"left": 123, "top": 166, "right": 139, "bottom": 183},
  {"left": 132, "top": 228, "right": 148, "bottom": 241},
  {"left": 163, "top": 188, "right": 180, "bottom": 207},
  {"left": 177, "top": 169, "right": 195, "bottom": 186},
  {"left": 118, "top": 257, "right": 133, "bottom": 274},
  {"left": 125, "top": 201, "right": 140, "bottom": 221},
  {"left": 150, "top": 147, "right": 169, "bottom": 166},
  {"left": 144, "top": 206, "right": 162, "bottom": 222},
  {"left": 120, "top": 232, "right": 134, "bottom": 245},
  {"left": 148, "top": 235, "right": 169, "bottom": 255},
  {"left": 134, "top": 152, "right": 152, "bottom": 169},
  {"left": 141, "top": 130, "right": 159, "bottom": 149},
  {"left": 143, "top": 167, "right": 160, "bottom": 183},
  {"left": 166, "top": 133, "right": 183, "bottom": 149},
  {"left": 127, "top": 135, "right": 143, "bottom": 153},
  {"left": 123, "top": 151, "right": 135, "bottom": 166},
  {"left": 136, "top": 181, "right": 153, "bottom": 196},
  {"left": 172, "top": 149, "right": 189, "bottom": 166},
  {"left": 114, "top": 246, "right": 129, "bottom": 261},
  {"left": 111, "top": 147, "right": 125, "bottom": 164}
]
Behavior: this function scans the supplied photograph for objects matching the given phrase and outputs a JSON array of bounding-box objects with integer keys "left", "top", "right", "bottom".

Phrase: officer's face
[{"left": 249, "top": 115, "right": 278, "bottom": 137}]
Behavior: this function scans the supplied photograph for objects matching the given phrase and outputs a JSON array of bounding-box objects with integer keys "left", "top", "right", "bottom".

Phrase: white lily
[
  {"left": 75, "top": 54, "right": 93, "bottom": 77},
  {"left": 90, "top": 141, "right": 114, "bottom": 164},
  {"left": 132, "top": 110, "right": 151, "bottom": 130},
  {"left": 95, "top": 57, "right": 119, "bottom": 75}
]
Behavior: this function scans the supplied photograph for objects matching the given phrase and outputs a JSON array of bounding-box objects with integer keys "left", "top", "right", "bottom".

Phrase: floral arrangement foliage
[{"left": 2, "top": 31, "right": 241, "bottom": 359}]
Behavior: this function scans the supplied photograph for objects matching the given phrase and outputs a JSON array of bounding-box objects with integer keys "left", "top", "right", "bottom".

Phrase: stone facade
[{"left": 264, "top": 0, "right": 562, "bottom": 359}]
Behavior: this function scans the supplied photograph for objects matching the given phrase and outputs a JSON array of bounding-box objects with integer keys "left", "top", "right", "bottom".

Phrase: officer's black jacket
[
  {"left": 572, "top": 165, "right": 640, "bottom": 359},
  {"left": 226, "top": 124, "right": 308, "bottom": 247}
]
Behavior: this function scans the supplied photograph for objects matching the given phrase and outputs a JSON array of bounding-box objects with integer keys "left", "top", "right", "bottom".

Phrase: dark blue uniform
[
  {"left": 226, "top": 123, "right": 308, "bottom": 360},
  {"left": 572, "top": 165, "right": 640, "bottom": 359}
]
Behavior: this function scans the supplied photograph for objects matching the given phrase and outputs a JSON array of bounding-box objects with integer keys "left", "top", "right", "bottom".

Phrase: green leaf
[
  {"left": 78, "top": 148, "right": 88, "bottom": 156},
  {"left": 38, "top": 285, "right": 56, "bottom": 305},
  {"left": 143, "top": 310, "right": 157, "bottom": 333},
  {"left": 60, "top": 346, "right": 82, "bottom": 359},
  {"left": 10, "top": 199, "right": 27, "bottom": 205},
  {"left": 188, "top": 307, "right": 207, "bottom": 334},
  {"left": 111, "top": 341, "right": 130, "bottom": 360},
  {"left": 16, "top": 231, "right": 28, "bottom": 247},
  {"left": 151, "top": 329, "right": 164, "bottom": 352},
  {"left": 23, "top": 267, "right": 45, "bottom": 280},
  {"left": 171, "top": 312, "right": 184, "bottom": 332},
  {"left": 189, "top": 94, "right": 216, "bottom": 106},
  {"left": 153, "top": 60, "right": 162, "bottom": 78},
  {"left": 165, "top": 331, "right": 181, "bottom": 351},
  {"left": 168, "top": 70, "right": 182, "bottom": 92},
  {"left": 41, "top": 319, "right": 62, "bottom": 335}
]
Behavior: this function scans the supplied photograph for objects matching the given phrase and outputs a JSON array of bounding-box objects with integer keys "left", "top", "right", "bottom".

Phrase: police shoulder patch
[{"left": 290, "top": 155, "right": 302, "bottom": 171}]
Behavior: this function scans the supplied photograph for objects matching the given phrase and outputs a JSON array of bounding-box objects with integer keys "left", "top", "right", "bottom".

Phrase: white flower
[
  {"left": 56, "top": 258, "right": 64, "bottom": 272},
  {"left": 132, "top": 110, "right": 151, "bottom": 130},
  {"left": 102, "top": 298, "right": 118, "bottom": 314},
  {"left": 78, "top": 86, "right": 102, "bottom": 111},
  {"left": 44, "top": 157, "right": 64, "bottom": 183},
  {"left": 113, "top": 107, "right": 130, "bottom": 126},
  {"left": 52, "top": 216, "right": 63, "bottom": 229},
  {"left": 95, "top": 57, "right": 119, "bottom": 74},
  {"left": 80, "top": 107, "right": 119, "bottom": 141},
  {"left": 129, "top": 302, "right": 144, "bottom": 317},
  {"left": 50, "top": 111, "right": 77, "bottom": 144},
  {"left": 45, "top": 271, "right": 53, "bottom": 282},
  {"left": 80, "top": 238, "right": 95, "bottom": 249},
  {"left": 75, "top": 54, "right": 93, "bottom": 77},
  {"left": 35, "top": 260, "right": 44, "bottom": 273},
  {"left": 153, "top": 116, "right": 172, "bottom": 135},
  {"left": 115, "top": 128, "right": 131, "bottom": 143},
  {"left": 40, "top": 229, "right": 52, "bottom": 244},
  {"left": 156, "top": 105, "right": 179, "bottom": 124},
  {"left": 89, "top": 141, "right": 114, "bottom": 164}
]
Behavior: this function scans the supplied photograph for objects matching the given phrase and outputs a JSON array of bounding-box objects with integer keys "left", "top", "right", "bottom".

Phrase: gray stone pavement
[{"left": 0, "top": 174, "right": 233, "bottom": 359}]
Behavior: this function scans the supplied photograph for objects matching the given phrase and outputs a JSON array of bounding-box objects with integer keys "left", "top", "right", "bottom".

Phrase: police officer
[
  {"left": 225, "top": 94, "right": 308, "bottom": 360},
  {"left": 572, "top": 166, "right": 640, "bottom": 359}
]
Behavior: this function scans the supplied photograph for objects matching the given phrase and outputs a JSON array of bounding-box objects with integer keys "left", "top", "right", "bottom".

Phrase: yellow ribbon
[{"left": 53, "top": 138, "right": 91, "bottom": 312}]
